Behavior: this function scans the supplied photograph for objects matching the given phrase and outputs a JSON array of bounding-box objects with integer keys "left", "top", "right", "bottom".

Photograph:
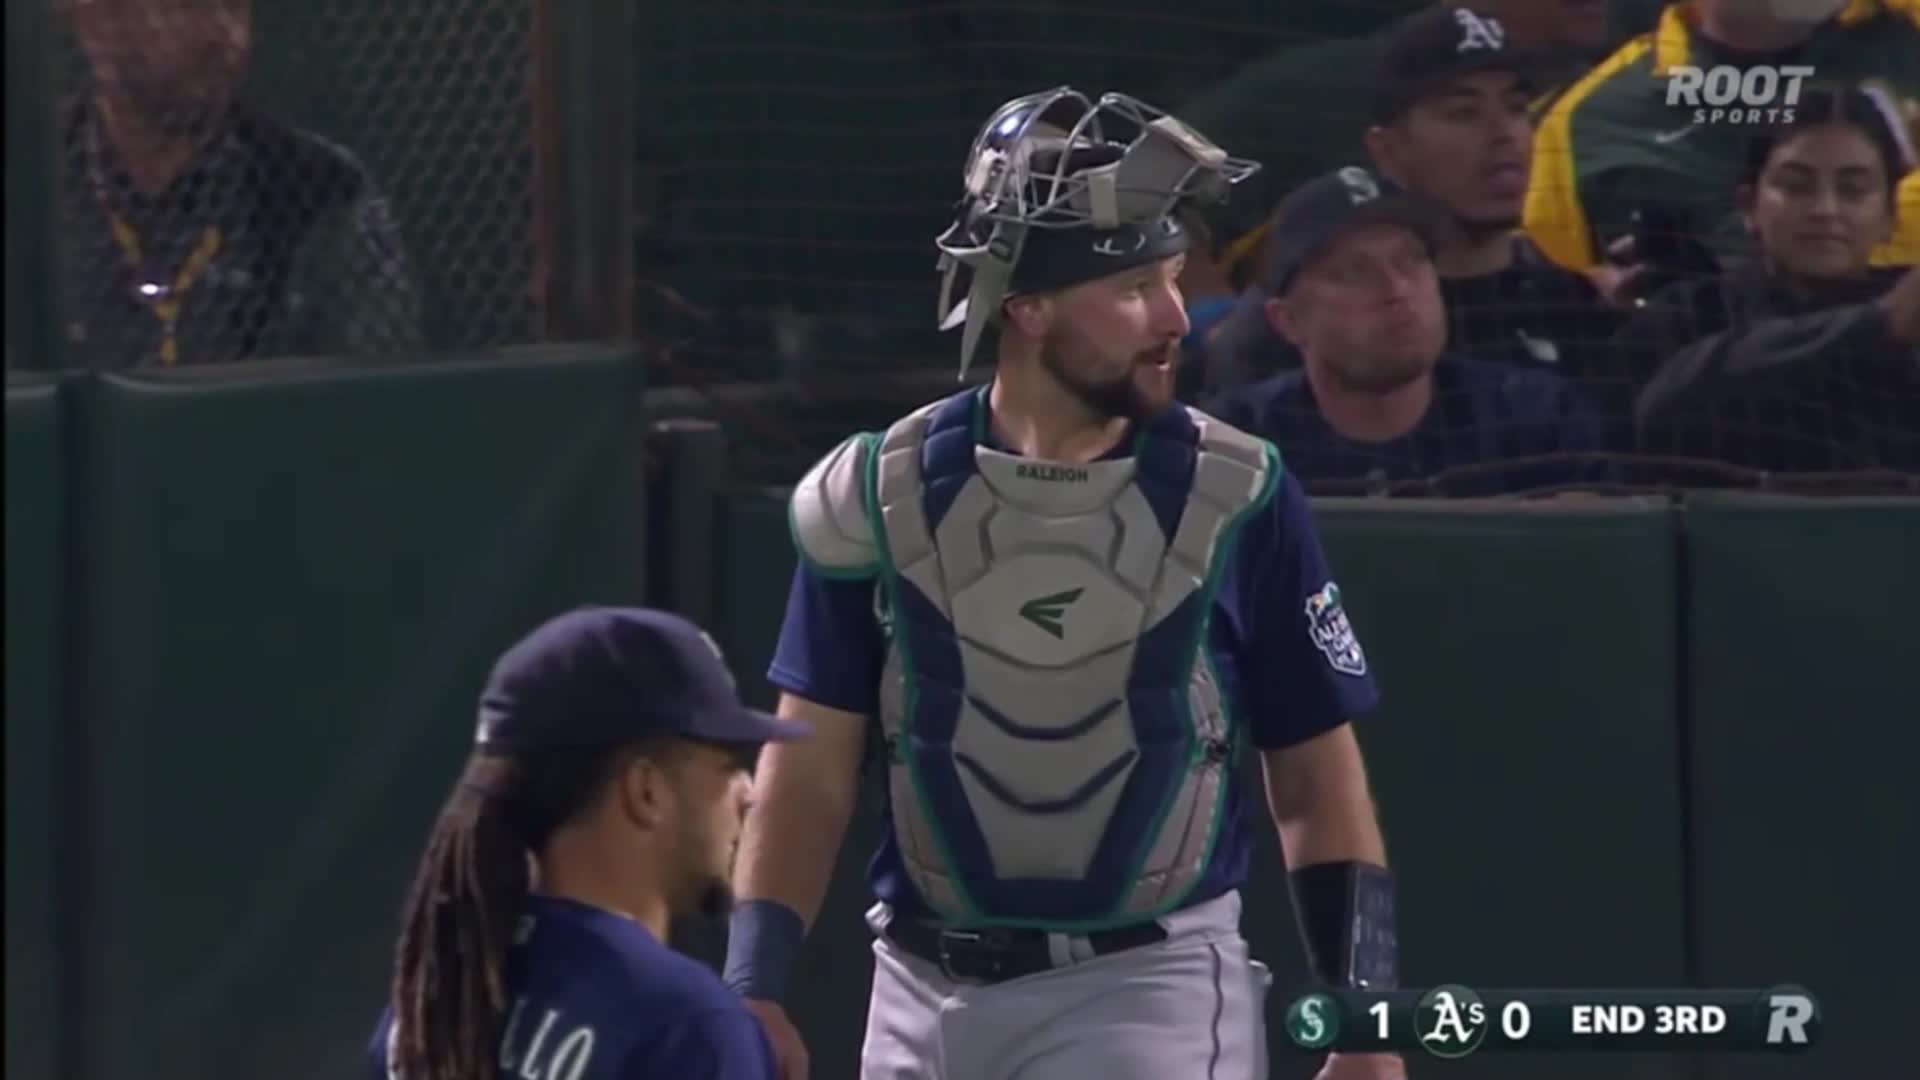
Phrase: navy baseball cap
[
  {"left": 474, "top": 606, "right": 810, "bottom": 753},
  {"left": 1367, "top": 5, "right": 1548, "bottom": 124},
  {"left": 1262, "top": 166, "right": 1445, "bottom": 294}
]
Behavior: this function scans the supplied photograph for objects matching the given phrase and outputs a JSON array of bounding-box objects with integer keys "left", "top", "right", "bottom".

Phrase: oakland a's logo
[
  {"left": 1416, "top": 984, "right": 1489, "bottom": 1059},
  {"left": 1305, "top": 582, "right": 1366, "bottom": 676}
]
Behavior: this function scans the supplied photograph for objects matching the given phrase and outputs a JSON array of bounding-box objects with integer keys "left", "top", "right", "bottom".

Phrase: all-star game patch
[{"left": 1305, "top": 582, "right": 1366, "bottom": 677}]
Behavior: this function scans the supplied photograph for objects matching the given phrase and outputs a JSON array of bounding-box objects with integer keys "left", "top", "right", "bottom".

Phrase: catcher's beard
[{"left": 1039, "top": 325, "right": 1171, "bottom": 423}]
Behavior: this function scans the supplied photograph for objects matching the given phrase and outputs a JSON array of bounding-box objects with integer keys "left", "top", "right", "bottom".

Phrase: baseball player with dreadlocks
[
  {"left": 722, "top": 88, "right": 1406, "bottom": 1080},
  {"left": 366, "top": 606, "right": 803, "bottom": 1080}
]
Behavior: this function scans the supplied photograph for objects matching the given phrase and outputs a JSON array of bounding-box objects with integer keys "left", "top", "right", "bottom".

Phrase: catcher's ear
[{"left": 1002, "top": 293, "right": 1052, "bottom": 337}]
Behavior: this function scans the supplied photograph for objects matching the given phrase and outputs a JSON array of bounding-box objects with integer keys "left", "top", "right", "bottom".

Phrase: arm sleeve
[
  {"left": 1635, "top": 301, "right": 1900, "bottom": 427},
  {"left": 765, "top": 560, "right": 887, "bottom": 715},
  {"left": 630, "top": 1008, "right": 779, "bottom": 1080},
  {"left": 1232, "top": 469, "right": 1380, "bottom": 750}
]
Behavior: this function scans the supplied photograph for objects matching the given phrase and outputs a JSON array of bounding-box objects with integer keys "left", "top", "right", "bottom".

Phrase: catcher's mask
[{"left": 933, "top": 87, "right": 1259, "bottom": 380}]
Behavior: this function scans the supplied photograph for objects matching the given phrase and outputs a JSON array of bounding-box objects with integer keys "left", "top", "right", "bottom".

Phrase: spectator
[
  {"left": 1525, "top": 0, "right": 1920, "bottom": 289},
  {"left": 1626, "top": 87, "right": 1920, "bottom": 477},
  {"left": 1191, "top": 5, "right": 1625, "bottom": 410},
  {"left": 1174, "top": 0, "right": 1623, "bottom": 309},
  {"left": 59, "top": 0, "right": 420, "bottom": 369},
  {"left": 1213, "top": 167, "right": 1607, "bottom": 497}
]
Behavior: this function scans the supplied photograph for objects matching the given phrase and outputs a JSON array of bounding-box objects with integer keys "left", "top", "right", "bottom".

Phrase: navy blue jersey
[
  {"left": 1191, "top": 240, "right": 1625, "bottom": 408},
  {"left": 367, "top": 895, "right": 775, "bottom": 1080},
  {"left": 1215, "top": 356, "right": 1609, "bottom": 497},
  {"left": 768, "top": 408, "right": 1379, "bottom": 924}
]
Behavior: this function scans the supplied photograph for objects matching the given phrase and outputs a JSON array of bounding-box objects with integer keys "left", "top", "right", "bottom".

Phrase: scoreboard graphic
[{"left": 1284, "top": 986, "right": 1821, "bottom": 1057}]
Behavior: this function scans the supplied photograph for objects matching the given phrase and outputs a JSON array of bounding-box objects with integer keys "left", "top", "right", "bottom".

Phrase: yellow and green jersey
[{"left": 1526, "top": 0, "right": 1920, "bottom": 273}]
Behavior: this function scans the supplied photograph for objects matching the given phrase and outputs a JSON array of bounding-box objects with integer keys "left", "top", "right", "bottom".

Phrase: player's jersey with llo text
[{"left": 367, "top": 895, "right": 776, "bottom": 1080}]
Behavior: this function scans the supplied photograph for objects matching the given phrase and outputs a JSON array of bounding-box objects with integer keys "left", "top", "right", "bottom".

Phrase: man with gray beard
[
  {"left": 57, "top": 0, "right": 419, "bottom": 368},
  {"left": 1212, "top": 167, "right": 1608, "bottom": 496}
]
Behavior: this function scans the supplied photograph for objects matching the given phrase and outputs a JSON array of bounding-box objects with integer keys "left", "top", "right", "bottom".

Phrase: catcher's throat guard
[{"left": 933, "top": 87, "right": 1260, "bottom": 379}]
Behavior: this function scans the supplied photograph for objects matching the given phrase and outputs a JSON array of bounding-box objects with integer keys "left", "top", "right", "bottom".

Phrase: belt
[{"left": 884, "top": 918, "right": 1168, "bottom": 985}]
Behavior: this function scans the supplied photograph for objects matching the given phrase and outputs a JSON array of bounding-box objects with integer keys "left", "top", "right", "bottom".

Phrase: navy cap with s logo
[
  {"left": 1261, "top": 166, "right": 1447, "bottom": 294},
  {"left": 474, "top": 606, "right": 810, "bottom": 752}
]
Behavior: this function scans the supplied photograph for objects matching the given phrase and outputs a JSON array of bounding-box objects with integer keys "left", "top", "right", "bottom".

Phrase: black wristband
[{"left": 1288, "top": 860, "right": 1399, "bottom": 989}]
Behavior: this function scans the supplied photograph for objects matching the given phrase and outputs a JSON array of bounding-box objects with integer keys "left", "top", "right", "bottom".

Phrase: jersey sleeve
[
  {"left": 1230, "top": 468, "right": 1380, "bottom": 749},
  {"left": 765, "top": 561, "right": 887, "bottom": 716},
  {"left": 628, "top": 1007, "right": 779, "bottom": 1080}
]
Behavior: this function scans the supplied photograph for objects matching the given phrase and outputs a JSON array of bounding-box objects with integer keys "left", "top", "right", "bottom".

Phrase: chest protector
[{"left": 800, "top": 389, "right": 1278, "bottom": 931}]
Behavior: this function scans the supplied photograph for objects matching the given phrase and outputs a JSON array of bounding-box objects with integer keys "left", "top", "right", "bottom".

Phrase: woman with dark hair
[
  {"left": 1618, "top": 83, "right": 1920, "bottom": 480},
  {"left": 367, "top": 607, "right": 805, "bottom": 1080}
]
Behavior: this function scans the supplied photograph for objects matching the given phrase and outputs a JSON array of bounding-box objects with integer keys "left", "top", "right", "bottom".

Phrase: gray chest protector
[{"left": 791, "top": 390, "right": 1278, "bottom": 930}]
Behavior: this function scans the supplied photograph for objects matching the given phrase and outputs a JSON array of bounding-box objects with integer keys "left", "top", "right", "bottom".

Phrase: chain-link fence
[
  {"left": 8, "top": 0, "right": 1916, "bottom": 488},
  {"left": 635, "top": 0, "right": 1919, "bottom": 492},
  {"left": 279, "top": 0, "right": 540, "bottom": 350},
  {"left": 12, "top": 0, "right": 544, "bottom": 371}
]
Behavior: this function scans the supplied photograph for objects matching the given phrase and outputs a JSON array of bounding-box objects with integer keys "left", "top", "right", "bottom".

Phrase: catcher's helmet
[{"left": 933, "top": 87, "right": 1259, "bottom": 379}]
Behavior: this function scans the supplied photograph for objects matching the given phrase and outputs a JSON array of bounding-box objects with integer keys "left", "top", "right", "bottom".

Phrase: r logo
[{"left": 1764, "top": 990, "right": 1819, "bottom": 1047}]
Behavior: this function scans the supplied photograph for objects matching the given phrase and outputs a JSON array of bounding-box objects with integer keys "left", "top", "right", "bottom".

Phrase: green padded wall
[
  {"left": 707, "top": 491, "right": 1692, "bottom": 1080},
  {"left": 1685, "top": 494, "right": 1920, "bottom": 1080},
  {"left": 5, "top": 377, "right": 65, "bottom": 1080},
  {"left": 1250, "top": 499, "right": 1689, "bottom": 1080},
  {"left": 77, "top": 349, "right": 645, "bottom": 1080}
]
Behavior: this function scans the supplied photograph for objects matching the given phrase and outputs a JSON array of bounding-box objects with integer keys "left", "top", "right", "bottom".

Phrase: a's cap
[
  {"left": 1367, "top": 5, "right": 1547, "bottom": 124},
  {"left": 474, "top": 606, "right": 809, "bottom": 753},
  {"left": 1262, "top": 166, "right": 1446, "bottom": 293}
]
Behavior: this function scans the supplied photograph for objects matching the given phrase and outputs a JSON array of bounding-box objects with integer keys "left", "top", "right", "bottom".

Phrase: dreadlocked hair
[{"left": 387, "top": 746, "right": 634, "bottom": 1080}]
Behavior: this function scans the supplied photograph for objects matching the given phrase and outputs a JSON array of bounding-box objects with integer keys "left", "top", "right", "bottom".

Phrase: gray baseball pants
[{"left": 857, "top": 890, "right": 1273, "bottom": 1079}]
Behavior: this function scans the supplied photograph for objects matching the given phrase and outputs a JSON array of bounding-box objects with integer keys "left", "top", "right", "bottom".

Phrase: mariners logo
[
  {"left": 1285, "top": 993, "right": 1342, "bottom": 1051},
  {"left": 1305, "top": 582, "right": 1366, "bottom": 676},
  {"left": 1415, "top": 985, "right": 1488, "bottom": 1059}
]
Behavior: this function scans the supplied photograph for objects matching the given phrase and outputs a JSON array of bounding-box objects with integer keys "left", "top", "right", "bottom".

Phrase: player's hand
[
  {"left": 742, "top": 998, "right": 810, "bottom": 1080},
  {"left": 1588, "top": 234, "right": 1651, "bottom": 310},
  {"left": 1313, "top": 1050, "right": 1407, "bottom": 1080}
]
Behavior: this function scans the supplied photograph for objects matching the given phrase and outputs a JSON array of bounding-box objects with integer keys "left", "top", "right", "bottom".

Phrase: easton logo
[{"left": 1018, "top": 588, "right": 1083, "bottom": 639}]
